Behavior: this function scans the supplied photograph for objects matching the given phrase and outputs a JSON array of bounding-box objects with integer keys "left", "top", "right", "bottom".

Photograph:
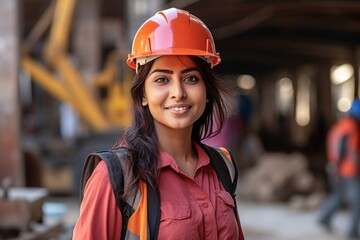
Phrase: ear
[{"left": 142, "top": 97, "right": 148, "bottom": 106}]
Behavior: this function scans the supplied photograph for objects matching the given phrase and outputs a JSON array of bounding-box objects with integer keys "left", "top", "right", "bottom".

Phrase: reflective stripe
[{"left": 127, "top": 181, "right": 148, "bottom": 240}]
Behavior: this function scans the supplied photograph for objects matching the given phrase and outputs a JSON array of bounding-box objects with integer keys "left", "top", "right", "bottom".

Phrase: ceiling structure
[
  {"left": 22, "top": 0, "right": 360, "bottom": 78},
  {"left": 164, "top": 0, "right": 360, "bottom": 78}
]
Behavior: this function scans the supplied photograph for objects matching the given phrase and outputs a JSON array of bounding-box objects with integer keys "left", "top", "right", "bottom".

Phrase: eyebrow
[{"left": 149, "top": 67, "right": 199, "bottom": 76}]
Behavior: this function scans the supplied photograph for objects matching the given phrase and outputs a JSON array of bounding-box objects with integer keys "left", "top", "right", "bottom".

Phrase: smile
[
  {"left": 171, "top": 106, "right": 190, "bottom": 111},
  {"left": 165, "top": 105, "right": 191, "bottom": 112}
]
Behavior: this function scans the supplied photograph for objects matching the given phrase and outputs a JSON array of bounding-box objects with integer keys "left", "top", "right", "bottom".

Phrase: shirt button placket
[
  {"left": 201, "top": 200, "right": 217, "bottom": 240},
  {"left": 202, "top": 203, "right": 209, "bottom": 208}
]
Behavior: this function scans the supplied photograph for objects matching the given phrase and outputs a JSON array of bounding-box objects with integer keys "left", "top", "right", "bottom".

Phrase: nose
[{"left": 171, "top": 80, "right": 187, "bottom": 100}]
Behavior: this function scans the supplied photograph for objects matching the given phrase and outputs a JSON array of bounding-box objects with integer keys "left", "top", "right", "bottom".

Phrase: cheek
[
  {"left": 196, "top": 84, "right": 207, "bottom": 102},
  {"left": 144, "top": 86, "right": 168, "bottom": 106},
  {"left": 191, "top": 86, "right": 207, "bottom": 110}
]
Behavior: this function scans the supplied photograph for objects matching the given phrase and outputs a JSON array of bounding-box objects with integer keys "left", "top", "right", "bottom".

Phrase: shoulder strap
[
  {"left": 200, "top": 143, "right": 239, "bottom": 221},
  {"left": 200, "top": 143, "right": 238, "bottom": 196},
  {"left": 80, "top": 148, "right": 134, "bottom": 240},
  {"left": 147, "top": 185, "right": 160, "bottom": 240}
]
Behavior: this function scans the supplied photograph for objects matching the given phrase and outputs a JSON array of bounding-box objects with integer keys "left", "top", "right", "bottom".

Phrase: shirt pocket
[
  {"left": 160, "top": 202, "right": 191, "bottom": 220},
  {"left": 216, "top": 190, "right": 235, "bottom": 217},
  {"left": 159, "top": 202, "right": 195, "bottom": 240},
  {"left": 215, "top": 190, "right": 239, "bottom": 239}
]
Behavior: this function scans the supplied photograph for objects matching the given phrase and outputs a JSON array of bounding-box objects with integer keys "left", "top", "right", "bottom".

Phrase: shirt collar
[{"left": 157, "top": 143, "right": 210, "bottom": 171}]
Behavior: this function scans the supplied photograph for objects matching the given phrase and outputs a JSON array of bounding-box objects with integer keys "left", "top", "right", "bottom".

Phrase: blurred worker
[
  {"left": 319, "top": 98, "right": 360, "bottom": 239},
  {"left": 73, "top": 8, "right": 244, "bottom": 239}
]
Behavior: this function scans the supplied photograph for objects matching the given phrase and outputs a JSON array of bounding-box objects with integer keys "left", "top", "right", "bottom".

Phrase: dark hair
[{"left": 114, "top": 56, "right": 230, "bottom": 198}]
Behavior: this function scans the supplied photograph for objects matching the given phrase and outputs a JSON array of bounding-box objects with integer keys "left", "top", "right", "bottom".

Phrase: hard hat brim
[{"left": 127, "top": 49, "right": 221, "bottom": 69}]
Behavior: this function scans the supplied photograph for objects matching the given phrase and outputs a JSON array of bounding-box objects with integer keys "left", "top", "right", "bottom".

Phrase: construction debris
[
  {"left": 0, "top": 178, "right": 61, "bottom": 239},
  {"left": 237, "top": 152, "right": 323, "bottom": 202}
]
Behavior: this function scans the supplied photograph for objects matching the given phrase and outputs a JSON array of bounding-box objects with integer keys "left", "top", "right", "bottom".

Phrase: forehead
[{"left": 151, "top": 56, "right": 197, "bottom": 70}]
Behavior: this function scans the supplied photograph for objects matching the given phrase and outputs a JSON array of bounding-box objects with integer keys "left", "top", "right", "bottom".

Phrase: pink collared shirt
[{"left": 73, "top": 144, "right": 244, "bottom": 240}]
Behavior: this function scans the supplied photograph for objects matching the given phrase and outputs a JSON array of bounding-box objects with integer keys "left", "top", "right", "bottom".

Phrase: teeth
[{"left": 172, "top": 107, "right": 188, "bottom": 111}]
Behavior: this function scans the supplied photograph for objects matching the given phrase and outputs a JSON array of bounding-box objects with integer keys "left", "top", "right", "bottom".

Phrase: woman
[{"left": 73, "top": 8, "right": 244, "bottom": 240}]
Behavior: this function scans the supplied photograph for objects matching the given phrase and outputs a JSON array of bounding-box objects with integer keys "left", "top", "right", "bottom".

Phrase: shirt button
[{"left": 202, "top": 203, "right": 209, "bottom": 208}]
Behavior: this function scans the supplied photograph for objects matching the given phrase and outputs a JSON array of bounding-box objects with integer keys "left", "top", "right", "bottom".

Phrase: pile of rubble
[{"left": 237, "top": 152, "right": 326, "bottom": 210}]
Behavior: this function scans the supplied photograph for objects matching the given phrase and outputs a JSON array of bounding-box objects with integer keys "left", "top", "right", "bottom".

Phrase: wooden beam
[
  {"left": 0, "top": 0, "right": 23, "bottom": 186},
  {"left": 219, "top": 38, "right": 351, "bottom": 59}
]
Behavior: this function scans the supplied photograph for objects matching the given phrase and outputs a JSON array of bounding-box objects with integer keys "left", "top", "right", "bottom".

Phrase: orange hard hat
[{"left": 126, "top": 8, "right": 221, "bottom": 69}]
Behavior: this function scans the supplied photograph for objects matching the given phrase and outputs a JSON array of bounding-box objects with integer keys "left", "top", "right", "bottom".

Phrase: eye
[
  {"left": 154, "top": 77, "right": 169, "bottom": 84},
  {"left": 183, "top": 75, "right": 200, "bottom": 84}
]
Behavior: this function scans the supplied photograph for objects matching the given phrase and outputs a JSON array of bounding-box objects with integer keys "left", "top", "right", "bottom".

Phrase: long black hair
[{"left": 114, "top": 56, "right": 231, "bottom": 198}]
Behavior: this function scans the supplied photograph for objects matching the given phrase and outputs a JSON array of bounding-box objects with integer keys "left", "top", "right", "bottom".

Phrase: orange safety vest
[{"left": 326, "top": 116, "right": 360, "bottom": 177}]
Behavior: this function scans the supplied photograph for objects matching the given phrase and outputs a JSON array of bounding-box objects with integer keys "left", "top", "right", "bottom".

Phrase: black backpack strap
[
  {"left": 217, "top": 147, "right": 238, "bottom": 193},
  {"left": 147, "top": 185, "right": 160, "bottom": 240},
  {"left": 80, "top": 148, "right": 134, "bottom": 240},
  {"left": 200, "top": 144, "right": 238, "bottom": 195},
  {"left": 200, "top": 143, "right": 239, "bottom": 220}
]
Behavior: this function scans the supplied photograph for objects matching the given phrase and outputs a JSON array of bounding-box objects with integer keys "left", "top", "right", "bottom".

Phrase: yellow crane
[{"left": 21, "top": 0, "right": 132, "bottom": 132}]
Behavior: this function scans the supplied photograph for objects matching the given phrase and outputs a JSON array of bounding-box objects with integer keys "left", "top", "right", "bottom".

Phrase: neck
[
  {"left": 157, "top": 128, "right": 194, "bottom": 158},
  {"left": 155, "top": 125, "right": 199, "bottom": 179}
]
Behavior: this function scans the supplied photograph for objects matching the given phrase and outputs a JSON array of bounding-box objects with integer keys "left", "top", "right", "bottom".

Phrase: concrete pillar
[
  {"left": 73, "top": 0, "right": 100, "bottom": 80},
  {"left": 351, "top": 48, "right": 360, "bottom": 98},
  {"left": 317, "top": 60, "right": 334, "bottom": 126},
  {"left": 126, "top": 0, "right": 162, "bottom": 43},
  {"left": 0, "top": 0, "right": 23, "bottom": 186},
  {"left": 260, "top": 75, "right": 276, "bottom": 132}
]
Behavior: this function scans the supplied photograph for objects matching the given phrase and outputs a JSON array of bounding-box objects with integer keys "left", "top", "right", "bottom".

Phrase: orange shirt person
[
  {"left": 326, "top": 114, "right": 360, "bottom": 177},
  {"left": 319, "top": 98, "right": 360, "bottom": 239},
  {"left": 73, "top": 8, "right": 245, "bottom": 240}
]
